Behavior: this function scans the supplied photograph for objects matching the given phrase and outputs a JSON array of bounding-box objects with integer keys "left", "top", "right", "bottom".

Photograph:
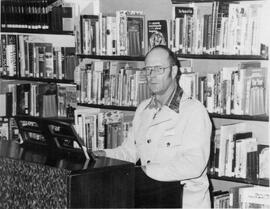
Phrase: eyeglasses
[{"left": 142, "top": 66, "right": 171, "bottom": 76}]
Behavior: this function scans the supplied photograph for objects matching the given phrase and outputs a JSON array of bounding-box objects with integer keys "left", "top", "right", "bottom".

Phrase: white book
[
  {"left": 106, "top": 16, "right": 113, "bottom": 55},
  {"left": 239, "top": 186, "right": 270, "bottom": 209},
  {"left": 206, "top": 73, "right": 215, "bottom": 113},
  {"left": 0, "top": 94, "right": 6, "bottom": 116},
  {"left": 220, "top": 67, "right": 238, "bottom": 114},
  {"left": 179, "top": 72, "right": 198, "bottom": 99},
  {"left": 218, "top": 122, "right": 247, "bottom": 177}
]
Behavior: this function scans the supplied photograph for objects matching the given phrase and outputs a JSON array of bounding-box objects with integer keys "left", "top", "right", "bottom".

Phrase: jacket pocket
[{"left": 158, "top": 135, "right": 182, "bottom": 148}]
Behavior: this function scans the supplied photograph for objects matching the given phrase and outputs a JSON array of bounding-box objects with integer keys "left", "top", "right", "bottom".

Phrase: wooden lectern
[{"left": 0, "top": 116, "right": 182, "bottom": 208}]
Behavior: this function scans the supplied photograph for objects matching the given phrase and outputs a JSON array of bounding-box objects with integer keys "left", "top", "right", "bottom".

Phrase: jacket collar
[{"left": 145, "top": 85, "right": 183, "bottom": 113}]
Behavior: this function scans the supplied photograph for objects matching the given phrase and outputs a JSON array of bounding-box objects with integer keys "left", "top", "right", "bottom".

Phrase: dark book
[
  {"left": 16, "top": 84, "right": 31, "bottom": 115},
  {"left": 174, "top": 7, "right": 194, "bottom": 18},
  {"left": 28, "top": 42, "right": 35, "bottom": 77},
  {"left": 5, "top": 92, "right": 13, "bottom": 117},
  {"left": 61, "top": 47, "right": 76, "bottom": 79},
  {"left": 246, "top": 138, "right": 258, "bottom": 181},
  {"left": 147, "top": 20, "right": 168, "bottom": 51},
  {"left": 51, "top": 6, "right": 63, "bottom": 32}
]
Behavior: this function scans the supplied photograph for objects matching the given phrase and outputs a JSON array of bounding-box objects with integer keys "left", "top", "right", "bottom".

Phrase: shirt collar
[{"left": 145, "top": 85, "right": 183, "bottom": 113}]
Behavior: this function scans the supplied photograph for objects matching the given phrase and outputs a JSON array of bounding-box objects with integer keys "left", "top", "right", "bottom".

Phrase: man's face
[{"left": 144, "top": 48, "right": 174, "bottom": 95}]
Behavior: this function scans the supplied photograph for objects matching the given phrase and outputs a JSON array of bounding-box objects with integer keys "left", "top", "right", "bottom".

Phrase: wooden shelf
[
  {"left": 0, "top": 76, "right": 74, "bottom": 84},
  {"left": 176, "top": 53, "right": 268, "bottom": 60},
  {"left": 76, "top": 54, "right": 145, "bottom": 61},
  {"left": 77, "top": 103, "right": 137, "bottom": 111},
  {"left": 0, "top": 28, "right": 74, "bottom": 36},
  {"left": 209, "top": 175, "right": 270, "bottom": 187},
  {"left": 77, "top": 104, "right": 269, "bottom": 121},
  {"left": 76, "top": 53, "right": 268, "bottom": 61},
  {"left": 1, "top": 0, "right": 58, "bottom": 4},
  {"left": 209, "top": 113, "right": 269, "bottom": 122},
  {"left": 172, "top": 0, "right": 264, "bottom": 3}
]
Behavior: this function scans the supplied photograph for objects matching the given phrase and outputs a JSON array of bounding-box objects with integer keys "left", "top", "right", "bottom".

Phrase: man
[{"left": 93, "top": 45, "right": 212, "bottom": 208}]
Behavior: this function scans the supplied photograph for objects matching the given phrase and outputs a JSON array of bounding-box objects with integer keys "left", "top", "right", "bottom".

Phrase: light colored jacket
[{"left": 105, "top": 89, "right": 212, "bottom": 208}]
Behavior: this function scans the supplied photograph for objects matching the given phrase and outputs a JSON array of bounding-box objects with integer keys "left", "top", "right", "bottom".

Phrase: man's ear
[{"left": 171, "top": 65, "right": 178, "bottom": 79}]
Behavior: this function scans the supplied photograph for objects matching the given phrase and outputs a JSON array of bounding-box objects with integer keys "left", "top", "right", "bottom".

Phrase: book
[
  {"left": 147, "top": 20, "right": 168, "bottom": 50},
  {"left": 6, "top": 35, "right": 18, "bottom": 77},
  {"left": 37, "top": 83, "right": 57, "bottom": 117},
  {"left": 179, "top": 72, "right": 199, "bottom": 99},
  {"left": 0, "top": 120, "right": 9, "bottom": 141},
  {"left": 239, "top": 186, "right": 270, "bottom": 208},
  {"left": 16, "top": 84, "right": 31, "bottom": 115},
  {"left": 257, "top": 144, "right": 269, "bottom": 180},
  {"left": 213, "top": 191, "right": 230, "bottom": 208},
  {"left": 80, "top": 15, "right": 99, "bottom": 55},
  {"left": 229, "top": 185, "right": 253, "bottom": 208},
  {"left": 218, "top": 122, "right": 248, "bottom": 177},
  {"left": 43, "top": 43, "right": 54, "bottom": 78},
  {"left": 232, "top": 132, "right": 255, "bottom": 178},
  {"left": 126, "top": 12, "right": 145, "bottom": 56}
]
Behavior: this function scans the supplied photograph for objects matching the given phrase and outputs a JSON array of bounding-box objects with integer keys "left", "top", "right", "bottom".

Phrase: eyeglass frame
[{"left": 142, "top": 65, "right": 173, "bottom": 76}]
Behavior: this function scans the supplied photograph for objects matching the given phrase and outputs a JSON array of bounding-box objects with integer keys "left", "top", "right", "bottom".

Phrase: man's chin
[{"left": 149, "top": 88, "right": 162, "bottom": 95}]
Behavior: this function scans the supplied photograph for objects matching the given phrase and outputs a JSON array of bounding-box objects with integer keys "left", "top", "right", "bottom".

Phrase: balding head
[{"left": 145, "top": 45, "right": 181, "bottom": 82}]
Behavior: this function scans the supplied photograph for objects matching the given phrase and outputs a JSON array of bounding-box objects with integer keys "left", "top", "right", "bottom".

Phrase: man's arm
[{"left": 103, "top": 125, "right": 138, "bottom": 163}]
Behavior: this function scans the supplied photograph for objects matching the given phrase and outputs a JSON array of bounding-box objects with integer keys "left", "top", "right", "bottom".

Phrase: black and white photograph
[{"left": 0, "top": 0, "right": 269, "bottom": 208}]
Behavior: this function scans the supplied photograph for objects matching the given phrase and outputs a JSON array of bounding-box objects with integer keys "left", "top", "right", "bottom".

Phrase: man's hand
[{"left": 91, "top": 150, "right": 106, "bottom": 159}]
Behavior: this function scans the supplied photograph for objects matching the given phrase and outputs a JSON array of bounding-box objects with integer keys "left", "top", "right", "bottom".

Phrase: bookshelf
[
  {"left": 1, "top": 0, "right": 75, "bottom": 34},
  {"left": 209, "top": 175, "right": 269, "bottom": 187},
  {"left": 0, "top": 76, "right": 74, "bottom": 84},
  {"left": 176, "top": 54, "right": 268, "bottom": 60},
  {"left": 78, "top": 103, "right": 137, "bottom": 111},
  {"left": 0, "top": 1, "right": 78, "bottom": 136},
  {"left": 1, "top": 28, "right": 74, "bottom": 36},
  {"left": 76, "top": 54, "right": 145, "bottom": 61},
  {"left": 77, "top": 103, "right": 269, "bottom": 122}
]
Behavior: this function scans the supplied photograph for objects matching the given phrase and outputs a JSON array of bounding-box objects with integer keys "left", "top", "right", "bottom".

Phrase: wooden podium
[
  {"left": 0, "top": 116, "right": 183, "bottom": 208},
  {"left": 0, "top": 140, "right": 134, "bottom": 208}
]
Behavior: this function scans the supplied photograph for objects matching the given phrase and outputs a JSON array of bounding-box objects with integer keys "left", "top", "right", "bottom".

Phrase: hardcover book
[{"left": 147, "top": 20, "right": 168, "bottom": 51}]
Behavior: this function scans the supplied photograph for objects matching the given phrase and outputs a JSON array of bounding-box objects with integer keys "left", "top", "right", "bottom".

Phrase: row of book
[
  {"left": 213, "top": 186, "right": 270, "bottom": 208},
  {"left": 78, "top": 10, "right": 145, "bottom": 56},
  {"left": 0, "top": 82, "right": 77, "bottom": 118},
  {"left": 169, "top": 2, "right": 268, "bottom": 56},
  {"left": 208, "top": 122, "right": 269, "bottom": 182},
  {"left": 0, "top": 34, "right": 77, "bottom": 80},
  {"left": 180, "top": 62, "right": 268, "bottom": 116},
  {"left": 74, "top": 109, "right": 134, "bottom": 151},
  {"left": 75, "top": 60, "right": 151, "bottom": 107},
  {"left": 1, "top": 0, "right": 74, "bottom": 33}
]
